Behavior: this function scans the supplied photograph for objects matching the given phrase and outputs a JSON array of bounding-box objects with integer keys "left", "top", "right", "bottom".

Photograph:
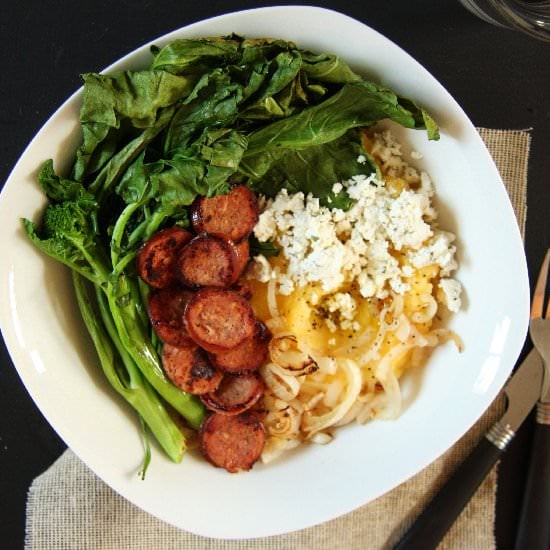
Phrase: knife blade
[{"left": 394, "top": 348, "right": 545, "bottom": 550}]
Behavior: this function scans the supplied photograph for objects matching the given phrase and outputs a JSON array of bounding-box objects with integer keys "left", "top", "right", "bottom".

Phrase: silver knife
[{"left": 394, "top": 348, "right": 545, "bottom": 550}]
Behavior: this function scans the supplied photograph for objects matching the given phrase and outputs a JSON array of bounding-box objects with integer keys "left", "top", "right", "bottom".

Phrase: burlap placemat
[{"left": 25, "top": 128, "right": 531, "bottom": 550}]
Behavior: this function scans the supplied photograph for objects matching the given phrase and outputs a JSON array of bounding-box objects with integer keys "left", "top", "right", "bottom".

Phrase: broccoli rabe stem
[
  {"left": 110, "top": 202, "right": 143, "bottom": 268},
  {"left": 104, "top": 272, "right": 206, "bottom": 430},
  {"left": 73, "top": 272, "right": 186, "bottom": 464}
]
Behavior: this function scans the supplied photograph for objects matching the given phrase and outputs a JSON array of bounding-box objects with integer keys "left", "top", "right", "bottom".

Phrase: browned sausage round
[
  {"left": 184, "top": 288, "right": 257, "bottom": 352},
  {"left": 177, "top": 235, "right": 236, "bottom": 289},
  {"left": 200, "top": 411, "right": 266, "bottom": 472},
  {"left": 161, "top": 342, "right": 223, "bottom": 395},
  {"left": 208, "top": 321, "right": 271, "bottom": 373},
  {"left": 229, "top": 238, "right": 250, "bottom": 284},
  {"left": 230, "top": 281, "right": 253, "bottom": 300},
  {"left": 190, "top": 185, "right": 259, "bottom": 242},
  {"left": 200, "top": 372, "right": 264, "bottom": 415},
  {"left": 137, "top": 227, "right": 193, "bottom": 288},
  {"left": 147, "top": 286, "right": 195, "bottom": 346}
]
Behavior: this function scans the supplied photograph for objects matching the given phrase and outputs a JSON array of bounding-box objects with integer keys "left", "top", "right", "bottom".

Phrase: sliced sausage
[
  {"left": 161, "top": 342, "right": 223, "bottom": 395},
  {"left": 137, "top": 226, "right": 193, "bottom": 288},
  {"left": 230, "top": 238, "right": 250, "bottom": 284},
  {"left": 147, "top": 286, "right": 195, "bottom": 346},
  {"left": 190, "top": 184, "right": 259, "bottom": 242},
  {"left": 200, "top": 411, "right": 266, "bottom": 473},
  {"left": 209, "top": 321, "right": 271, "bottom": 373},
  {"left": 177, "top": 235, "right": 236, "bottom": 289},
  {"left": 230, "top": 281, "right": 253, "bottom": 300},
  {"left": 176, "top": 236, "right": 250, "bottom": 289},
  {"left": 200, "top": 372, "right": 264, "bottom": 415},
  {"left": 184, "top": 287, "right": 257, "bottom": 352}
]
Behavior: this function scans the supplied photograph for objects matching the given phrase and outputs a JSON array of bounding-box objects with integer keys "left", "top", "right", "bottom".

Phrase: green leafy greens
[{"left": 22, "top": 35, "right": 439, "bottom": 470}]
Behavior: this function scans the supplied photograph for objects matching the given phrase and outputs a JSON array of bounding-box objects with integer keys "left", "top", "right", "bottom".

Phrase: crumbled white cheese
[
  {"left": 254, "top": 189, "right": 349, "bottom": 295},
  {"left": 253, "top": 208, "right": 278, "bottom": 243},
  {"left": 249, "top": 254, "right": 273, "bottom": 283},
  {"left": 371, "top": 130, "right": 402, "bottom": 165},
  {"left": 332, "top": 182, "right": 343, "bottom": 194},
  {"left": 324, "top": 292, "right": 358, "bottom": 329},
  {"left": 438, "top": 278, "right": 462, "bottom": 312},
  {"left": 408, "top": 230, "right": 458, "bottom": 276},
  {"left": 370, "top": 130, "right": 421, "bottom": 185},
  {"left": 253, "top": 168, "right": 437, "bottom": 301},
  {"left": 386, "top": 190, "right": 433, "bottom": 250},
  {"left": 250, "top": 129, "right": 461, "bottom": 329}
]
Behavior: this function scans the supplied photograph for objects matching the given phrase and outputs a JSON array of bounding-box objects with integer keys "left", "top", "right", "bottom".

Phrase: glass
[{"left": 459, "top": 0, "right": 550, "bottom": 41}]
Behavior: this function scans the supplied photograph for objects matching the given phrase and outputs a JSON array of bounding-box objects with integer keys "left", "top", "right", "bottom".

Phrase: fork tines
[{"left": 532, "top": 249, "right": 550, "bottom": 320}]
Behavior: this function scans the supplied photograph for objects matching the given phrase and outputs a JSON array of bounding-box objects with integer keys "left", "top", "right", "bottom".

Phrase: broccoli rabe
[{"left": 24, "top": 165, "right": 205, "bottom": 466}]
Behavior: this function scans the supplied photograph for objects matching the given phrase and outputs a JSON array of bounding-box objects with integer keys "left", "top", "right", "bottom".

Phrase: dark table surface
[{"left": 1, "top": 1, "right": 549, "bottom": 548}]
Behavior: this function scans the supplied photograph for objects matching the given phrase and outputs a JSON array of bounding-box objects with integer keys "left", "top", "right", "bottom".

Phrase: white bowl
[{"left": 0, "top": 6, "right": 529, "bottom": 539}]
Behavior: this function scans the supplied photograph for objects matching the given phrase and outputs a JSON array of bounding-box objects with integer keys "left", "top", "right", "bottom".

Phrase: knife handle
[
  {"left": 515, "top": 404, "right": 550, "bottom": 550},
  {"left": 393, "top": 422, "right": 511, "bottom": 550}
]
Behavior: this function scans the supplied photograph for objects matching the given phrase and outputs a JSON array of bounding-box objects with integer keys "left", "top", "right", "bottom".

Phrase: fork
[
  {"left": 529, "top": 248, "right": 550, "bottom": 406},
  {"left": 515, "top": 248, "right": 550, "bottom": 550}
]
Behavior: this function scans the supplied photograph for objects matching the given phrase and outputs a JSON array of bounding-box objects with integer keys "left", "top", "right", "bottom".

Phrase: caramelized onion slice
[
  {"left": 268, "top": 334, "right": 318, "bottom": 376},
  {"left": 302, "top": 358, "right": 362, "bottom": 436}
]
